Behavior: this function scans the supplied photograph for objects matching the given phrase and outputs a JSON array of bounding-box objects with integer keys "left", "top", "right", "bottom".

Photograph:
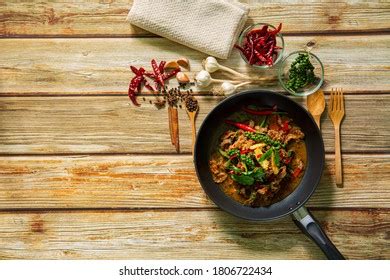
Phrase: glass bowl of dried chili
[
  {"left": 278, "top": 50, "right": 324, "bottom": 96},
  {"left": 235, "top": 23, "right": 284, "bottom": 69}
]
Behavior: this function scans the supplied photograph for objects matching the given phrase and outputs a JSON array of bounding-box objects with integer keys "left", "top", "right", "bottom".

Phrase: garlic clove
[
  {"left": 164, "top": 61, "right": 180, "bottom": 70},
  {"left": 204, "top": 56, "right": 219, "bottom": 73},
  {"left": 176, "top": 72, "right": 190, "bottom": 83},
  {"left": 176, "top": 58, "right": 190, "bottom": 69}
]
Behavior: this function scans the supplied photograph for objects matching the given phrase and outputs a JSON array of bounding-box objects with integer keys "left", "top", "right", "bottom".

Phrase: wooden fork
[{"left": 328, "top": 88, "right": 345, "bottom": 187}]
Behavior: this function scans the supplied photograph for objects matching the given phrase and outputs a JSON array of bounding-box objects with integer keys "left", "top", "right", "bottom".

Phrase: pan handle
[{"left": 292, "top": 207, "right": 345, "bottom": 260}]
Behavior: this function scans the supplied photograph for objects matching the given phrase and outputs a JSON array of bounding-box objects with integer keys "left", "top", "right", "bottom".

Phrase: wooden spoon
[
  {"left": 186, "top": 107, "right": 198, "bottom": 155},
  {"left": 307, "top": 89, "right": 325, "bottom": 129}
]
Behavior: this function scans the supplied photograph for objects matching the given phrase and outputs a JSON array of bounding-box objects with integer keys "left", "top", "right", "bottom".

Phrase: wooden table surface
[{"left": 1, "top": 1, "right": 389, "bottom": 260}]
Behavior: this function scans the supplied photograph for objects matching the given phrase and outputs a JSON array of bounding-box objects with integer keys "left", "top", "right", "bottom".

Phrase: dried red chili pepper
[
  {"left": 247, "top": 25, "right": 268, "bottom": 38},
  {"left": 224, "top": 120, "right": 257, "bottom": 132},
  {"left": 128, "top": 59, "right": 183, "bottom": 105},
  {"left": 162, "top": 68, "right": 180, "bottom": 80},
  {"left": 142, "top": 77, "right": 157, "bottom": 92},
  {"left": 235, "top": 23, "right": 282, "bottom": 66},
  {"left": 234, "top": 44, "right": 245, "bottom": 53},
  {"left": 130, "top": 66, "right": 143, "bottom": 76},
  {"left": 128, "top": 75, "right": 143, "bottom": 106},
  {"left": 144, "top": 71, "right": 155, "bottom": 79},
  {"left": 269, "top": 23, "right": 282, "bottom": 36},
  {"left": 158, "top": 61, "right": 166, "bottom": 73},
  {"left": 151, "top": 59, "right": 165, "bottom": 87}
]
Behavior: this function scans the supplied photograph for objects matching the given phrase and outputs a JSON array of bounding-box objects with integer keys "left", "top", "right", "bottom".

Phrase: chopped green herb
[{"left": 286, "top": 53, "right": 317, "bottom": 93}]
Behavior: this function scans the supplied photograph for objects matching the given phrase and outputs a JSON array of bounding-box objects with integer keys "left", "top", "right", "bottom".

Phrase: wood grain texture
[
  {"left": 1, "top": 0, "right": 390, "bottom": 37},
  {"left": 0, "top": 95, "right": 389, "bottom": 154},
  {"left": 0, "top": 154, "right": 389, "bottom": 209},
  {"left": 0, "top": 209, "right": 388, "bottom": 259},
  {"left": 0, "top": 36, "right": 389, "bottom": 95}
]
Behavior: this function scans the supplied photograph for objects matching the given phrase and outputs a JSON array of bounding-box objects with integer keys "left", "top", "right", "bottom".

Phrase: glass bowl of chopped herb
[{"left": 278, "top": 51, "right": 324, "bottom": 96}]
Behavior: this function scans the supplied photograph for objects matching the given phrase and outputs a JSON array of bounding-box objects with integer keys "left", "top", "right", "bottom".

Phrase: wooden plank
[
  {"left": 0, "top": 95, "right": 388, "bottom": 154},
  {"left": 1, "top": 1, "right": 389, "bottom": 37},
  {"left": 0, "top": 209, "right": 388, "bottom": 259},
  {"left": 0, "top": 154, "right": 389, "bottom": 209},
  {"left": 0, "top": 36, "right": 389, "bottom": 95}
]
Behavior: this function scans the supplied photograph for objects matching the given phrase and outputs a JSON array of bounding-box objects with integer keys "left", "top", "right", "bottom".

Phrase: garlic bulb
[
  {"left": 195, "top": 70, "right": 239, "bottom": 88},
  {"left": 221, "top": 82, "right": 236, "bottom": 96},
  {"left": 203, "top": 57, "right": 219, "bottom": 73},
  {"left": 212, "top": 81, "right": 251, "bottom": 96},
  {"left": 203, "top": 56, "right": 250, "bottom": 79},
  {"left": 195, "top": 70, "right": 212, "bottom": 87}
]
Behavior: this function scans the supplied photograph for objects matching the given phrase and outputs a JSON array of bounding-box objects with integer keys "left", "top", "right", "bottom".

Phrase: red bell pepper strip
[
  {"left": 292, "top": 167, "right": 302, "bottom": 178},
  {"left": 225, "top": 120, "right": 257, "bottom": 132},
  {"left": 281, "top": 120, "right": 290, "bottom": 133},
  {"left": 229, "top": 154, "right": 238, "bottom": 160}
]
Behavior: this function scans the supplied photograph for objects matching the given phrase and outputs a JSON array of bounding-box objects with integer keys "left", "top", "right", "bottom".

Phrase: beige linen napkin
[{"left": 127, "top": 0, "right": 250, "bottom": 59}]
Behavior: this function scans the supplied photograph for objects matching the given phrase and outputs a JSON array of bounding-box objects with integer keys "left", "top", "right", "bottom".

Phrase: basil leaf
[
  {"left": 227, "top": 164, "right": 242, "bottom": 173},
  {"left": 252, "top": 168, "right": 265, "bottom": 182},
  {"left": 231, "top": 174, "right": 255, "bottom": 186}
]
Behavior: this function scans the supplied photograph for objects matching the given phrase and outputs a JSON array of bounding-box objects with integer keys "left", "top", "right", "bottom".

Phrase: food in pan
[{"left": 209, "top": 106, "right": 306, "bottom": 207}]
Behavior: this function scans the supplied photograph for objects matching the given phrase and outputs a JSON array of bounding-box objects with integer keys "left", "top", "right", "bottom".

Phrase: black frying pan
[{"left": 194, "top": 89, "right": 344, "bottom": 260}]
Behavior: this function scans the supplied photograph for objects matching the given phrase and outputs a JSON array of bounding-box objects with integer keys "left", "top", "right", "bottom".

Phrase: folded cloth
[{"left": 127, "top": 0, "right": 249, "bottom": 59}]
